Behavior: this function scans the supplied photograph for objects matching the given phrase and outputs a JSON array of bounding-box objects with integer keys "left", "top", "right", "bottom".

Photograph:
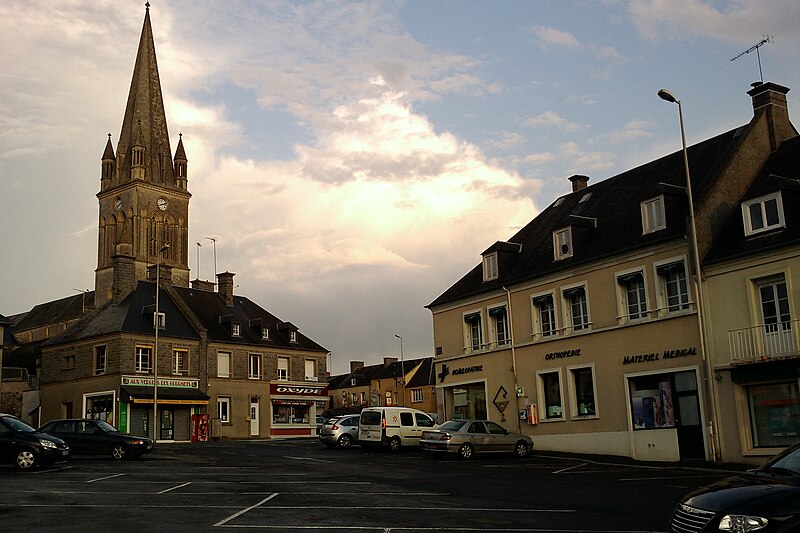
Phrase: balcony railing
[{"left": 729, "top": 319, "right": 799, "bottom": 363}]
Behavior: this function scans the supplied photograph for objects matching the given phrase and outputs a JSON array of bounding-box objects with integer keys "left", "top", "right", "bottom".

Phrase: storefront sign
[
  {"left": 132, "top": 398, "right": 208, "bottom": 405},
  {"left": 623, "top": 347, "right": 697, "bottom": 365},
  {"left": 269, "top": 384, "right": 328, "bottom": 396},
  {"left": 121, "top": 375, "right": 199, "bottom": 388},
  {"left": 273, "top": 399, "right": 314, "bottom": 406},
  {"left": 544, "top": 349, "right": 581, "bottom": 361},
  {"left": 437, "top": 363, "right": 483, "bottom": 383}
]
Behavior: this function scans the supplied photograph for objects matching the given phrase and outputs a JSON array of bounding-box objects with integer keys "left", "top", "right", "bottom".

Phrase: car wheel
[
  {"left": 388, "top": 436, "right": 402, "bottom": 452},
  {"left": 514, "top": 441, "right": 528, "bottom": 458},
  {"left": 338, "top": 434, "right": 353, "bottom": 449},
  {"left": 458, "top": 443, "right": 474, "bottom": 460},
  {"left": 15, "top": 449, "right": 37, "bottom": 470},
  {"left": 112, "top": 445, "right": 128, "bottom": 460}
]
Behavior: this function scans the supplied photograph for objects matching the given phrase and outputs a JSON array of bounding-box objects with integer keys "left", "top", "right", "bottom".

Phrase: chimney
[
  {"left": 569, "top": 175, "right": 590, "bottom": 192},
  {"left": 191, "top": 279, "right": 216, "bottom": 291},
  {"left": 111, "top": 244, "right": 135, "bottom": 305},
  {"left": 747, "top": 82, "right": 792, "bottom": 152},
  {"left": 383, "top": 357, "right": 398, "bottom": 367},
  {"left": 350, "top": 361, "right": 364, "bottom": 373},
  {"left": 217, "top": 272, "right": 235, "bottom": 307},
  {"left": 147, "top": 264, "right": 173, "bottom": 285}
]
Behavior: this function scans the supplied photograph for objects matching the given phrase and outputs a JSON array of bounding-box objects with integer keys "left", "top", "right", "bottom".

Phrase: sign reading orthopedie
[{"left": 269, "top": 384, "right": 328, "bottom": 397}]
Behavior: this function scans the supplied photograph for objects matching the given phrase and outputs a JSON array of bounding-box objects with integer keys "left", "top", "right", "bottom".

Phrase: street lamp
[
  {"left": 657, "top": 89, "right": 719, "bottom": 462},
  {"left": 153, "top": 243, "right": 169, "bottom": 443},
  {"left": 394, "top": 334, "right": 405, "bottom": 406}
]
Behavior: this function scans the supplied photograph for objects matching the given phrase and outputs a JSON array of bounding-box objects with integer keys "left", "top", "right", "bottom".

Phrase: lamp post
[
  {"left": 153, "top": 243, "right": 169, "bottom": 443},
  {"left": 657, "top": 89, "right": 719, "bottom": 462},
  {"left": 394, "top": 334, "right": 405, "bottom": 406}
]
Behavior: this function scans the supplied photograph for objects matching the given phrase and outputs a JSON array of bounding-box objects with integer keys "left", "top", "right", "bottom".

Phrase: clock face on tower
[{"left": 157, "top": 197, "right": 168, "bottom": 211}]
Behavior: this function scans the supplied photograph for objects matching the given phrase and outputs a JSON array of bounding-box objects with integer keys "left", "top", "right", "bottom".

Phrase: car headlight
[
  {"left": 719, "top": 515, "right": 768, "bottom": 532},
  {"left": 39, "top": 439, "right": 57, "bottom": 449}
]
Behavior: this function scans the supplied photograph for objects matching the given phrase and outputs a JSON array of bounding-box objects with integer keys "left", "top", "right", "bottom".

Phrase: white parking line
[
  {"left": 214, "top": 493, "right": 278, "bottom": 527},
  {"left": 553, "top": 463, "right": 587, "bottom": 474},
  {"left": 283, "top": 455, "right": 334, "bottom": 463},
  {"left": 86, "top": 473, "right": 125, "bottom": 483},
  {"left": 158, "top": 481, "right": 192, "bottom": 494}
]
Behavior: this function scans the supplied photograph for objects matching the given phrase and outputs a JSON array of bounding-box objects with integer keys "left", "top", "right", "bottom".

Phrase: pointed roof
[
  {"left": 174, "top": 133, "right": 186, "bottom": 161},
  {"left": 117, "top": 6, "right": 173, "bottom": 184},
  {"left": 102, "top": 134, "right": 115, "bottom": 161}
]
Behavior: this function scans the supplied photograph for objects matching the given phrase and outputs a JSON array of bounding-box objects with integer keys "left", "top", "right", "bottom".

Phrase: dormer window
[
  {"left": 641, "top": 196, "right": 666, "bottom": 234},
  {"left": 482, "top": 252, "right": 498, "bottom": 281},
  {"left": 261, "top": 327, "right": 270, "bottom": 340},
  {"left": 742, "top": 192, "right": 784, "bottom": 236},
  {"left": 553, "top": 227, "right": 573, "bottom": 260},
  {"left": 289, "top": 330, "right": 297, "bottom": 343},
  {"left": 231, "top": 322, "right": 241, "bottom": 336}
]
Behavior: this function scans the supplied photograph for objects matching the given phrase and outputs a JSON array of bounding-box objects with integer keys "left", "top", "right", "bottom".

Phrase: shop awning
[{"left": 120, "top": 386, "right": 210, "bottom": 405}]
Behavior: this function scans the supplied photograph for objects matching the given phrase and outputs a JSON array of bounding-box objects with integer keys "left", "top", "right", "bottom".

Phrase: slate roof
[
  {"left": 406, "top": 357, "right": 434, "bottom": 388},
  {"left": 13, "top": 291, "right": 95, "bottom": 333},
  {"left": 704, "top": 135, "right": 800, "bottom": 264},
  {"left": 428, "top": 126, "right": 746, "bottom": 309},
  {"left": 327, "top": 357, "right": 434, "bottom": 390}
]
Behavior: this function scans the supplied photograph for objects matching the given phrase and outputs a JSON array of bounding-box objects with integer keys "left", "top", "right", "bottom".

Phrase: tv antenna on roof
[{"left": 730, "top": 35, "right": 773, "bottom": 84}]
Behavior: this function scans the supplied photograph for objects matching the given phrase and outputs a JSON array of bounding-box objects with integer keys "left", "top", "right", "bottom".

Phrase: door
[
  {"left": 759, "top": 279, "right": 794, "bottom": 356},
  {"left": 466, "top": 421, "right": 490, "bottom": 452},
  {"left": 673, "top": 371, "right": 705, "bottom": 460},
  {"left": 159, "top": 408, "right": 174, "bottom": 440},
  {"left": 250, "top": 401, "right": 259, "bottom": 437}
]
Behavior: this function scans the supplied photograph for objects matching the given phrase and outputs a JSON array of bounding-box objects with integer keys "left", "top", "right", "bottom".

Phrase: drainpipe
[{"left": 503, "top": 287, "right": 522, "bottom": 433}]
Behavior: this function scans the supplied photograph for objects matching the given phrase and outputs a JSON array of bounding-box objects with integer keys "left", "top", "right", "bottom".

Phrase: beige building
[{"left": 428, "top": 82, "right": 797, "bottom": 462}]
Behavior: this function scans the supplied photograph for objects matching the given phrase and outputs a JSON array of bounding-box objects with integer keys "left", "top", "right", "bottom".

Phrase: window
[
  {"left": 747, "top": 382, "right": 799, "bottom": 448},
  {"left": 742, "top": 192, "right": 785, "bottom": 236},
  {"left": 415, "top": 413, "right": 435, "bottom": 427},
  {"left": 217, "top": 352, "right": 231, "bottom": 378},
  {"left": 569, "top": 365, "right": 597, "bottom": 417},
  {"left": 277, "top": 357, "right": 289, "bottom": 380},
  {"left": 656, "top": 261, "right": 690, "bottom": 314},
  {"left": 135, "top": 346, "right": 152, "bottom": 373},
  {"left": 261, "top": 327, "right": 270, "bottom": 340},
  {"left": 305, "top": 359, "right": 317, "bottom": 381},
  {"left": 488, "top": 306, "right": 510, "bottom": 348},
  {"left": 173, "top": 349, "right": 188, "bottom": 375},
  {"left": 412, "top": 389, "right": 424, "bottom": 403},
  {"left": 463, "top": 311, "right": 483, "bottom": 353},
  {"left": 553, "top": 227, "right": 573, "bottom": 260},
  {"left": 482, "top": 252, "right": 498, "bottom": 281},
  {"left": 217, "top": 397, "right": 231, "bottom": 423},
  {"left": 538, "top": 370, "right": 564, "bottom": 420},
  {"left": 94, "top": 345, "right": 107, "bottom": 375},
  {"left": 65, "top": 355, "right": 76, "bottom": 370},
  {"left": 249, "top": 354, "right": 261, "bottom": 379},
  {"left": 641, "top": 196, "right": 666, "bottom": 234},
  {"left": 289, "top": 331, "right": 297, "bottom": 343},
  {"left": 232, "top": 322, "right": 241, "bottom": 336},
  {"left": 152, "top": 312, "right": 165, "bottom": 329},
  {"left": 562, "top": 286, "right": 589, "bottom": 332},
  {"left": 757, "top": 276, "right": 794, "bottom": 356},
  {"left": 532, "top": 293, "right": 557, "bottom": 339},
  {"left": 360, "top": 391, "right": 366, "bottom": 405},
  {"left": 629, "top": 374, "right": 677, "bottom": 429},
  {"left": 617, "top": 271, "right": 648, "bottom": 322}
]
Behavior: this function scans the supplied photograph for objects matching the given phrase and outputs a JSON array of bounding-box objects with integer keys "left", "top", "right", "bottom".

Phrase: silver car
[
  {"left": 318, "top": 414, "right": 360, "bottom": 449},
  {"left": 420, "top": 419, "right": 533, "bottom": 459}
]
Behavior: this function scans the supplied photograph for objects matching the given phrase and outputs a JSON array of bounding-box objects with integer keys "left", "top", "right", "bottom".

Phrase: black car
[
  {"left": 38, "top": 418, "right": 153, "bottom": 460},
  {"left": 0, "top": 413, "right": 70, "bottom": 470},
  {"left": 670, "top": 441, "right": 800, "bottom": 532}
]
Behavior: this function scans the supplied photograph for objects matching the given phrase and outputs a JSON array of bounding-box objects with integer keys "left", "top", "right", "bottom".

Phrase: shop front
[
  {"left": 434, "top": 358, "right": 511, "bottom": 424},
  {"left": 269, "top": 383, "right": 328, "bottom": 437},
  {"left": 119, "top": 375, "right": 209, "bottom": 442}
]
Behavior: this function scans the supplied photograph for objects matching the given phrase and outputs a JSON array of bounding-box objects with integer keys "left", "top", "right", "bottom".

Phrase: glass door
[
  {"left": 759, "top": 278, "right": 793, "bottom": 356},
  {"left": 159, "top": 407, "right": 174, "bottom": 440}
]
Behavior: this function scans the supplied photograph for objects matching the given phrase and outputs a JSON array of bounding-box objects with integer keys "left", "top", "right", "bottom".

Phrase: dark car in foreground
[
  {"left": 38, "top": 418, "right": 153, "bottom": 460},
  {"left": 420, "top": 419, "right": 533, "bottom": 459},
  {"left": 0, "top": 413, "right": 70, "bottom": 470},
  {"left": 670, "top": 441, "right": 800, "bottom": 532}
]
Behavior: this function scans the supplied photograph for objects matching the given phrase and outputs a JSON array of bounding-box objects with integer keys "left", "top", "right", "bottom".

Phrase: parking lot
[{"left": 0, "top": 439, "right": 738, "bottom": 532}]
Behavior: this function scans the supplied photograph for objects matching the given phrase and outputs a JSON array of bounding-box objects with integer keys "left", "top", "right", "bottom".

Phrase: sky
[{"left": 1, "top": 0, "right": 798, "bottom": 375}]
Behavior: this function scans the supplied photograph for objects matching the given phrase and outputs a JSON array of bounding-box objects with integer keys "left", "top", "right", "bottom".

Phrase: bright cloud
[{"left": 523, "top": 111, "right": 587, "bottom": 132}]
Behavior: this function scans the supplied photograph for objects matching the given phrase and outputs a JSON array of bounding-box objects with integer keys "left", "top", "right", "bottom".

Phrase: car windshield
[
  {"left": 439, "top": 420, "right": 468, "bottom": 432},
  {"left": 1, "top": 416, "right": 36, "bottom": 433},
  {"left": 763, "top": 444, "right": 800, "bottom": 476},
  {"left": 95, "top": 420, "right": 119, "bottom": 433}
]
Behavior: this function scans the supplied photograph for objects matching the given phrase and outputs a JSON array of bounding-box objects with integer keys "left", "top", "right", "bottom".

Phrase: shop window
[
  {"left": 84, "top": 392, "right": 114, "bottom": 424},
  {"left": 451, "top": 384, "right": 487, "bottom": 420},
  {"left": 217, "top": 397, "right": 230, "bottom": 423},
  {"left": 135, "top": 346, "right": 152, "bottom": 373},
  {"left": 217, "top": 352, "right": 231, "bottom": 378},
  {"left": 173, "top": 349, "right": 188, "bottom": 375},
  {"left": 305, "top": 359, "right": 317, "bottom": 381},
  {"left": 412, "top": 389, "right": 423, "bottom": 403},
  {"left": 617, "top": 271, "right": 648, "bottom": 322},
  {"left": 94, "top": 345, "right": 107, "bottom": 375},
  {"left": 249, "top": 354, "right": 261, "bottom": 379},
  {"left": 488, "top": 305, "right": 510, "bottom": 348},
  {"left": 629, "top": 374, "right": 675, "bottom": 429},
  {"left": 272, "top": 405, "right": 310, "bottom": 425},
  {"left": 553, "top": 227, "right": 573, "bottom": 260},
  {"left": 532, "top": 293, "right": 557, "bottom": 340},
  {"left": 742, "top": 192, "right": 785, "bottom": 236},
  {"left": 463, "top": 311, "right": 483, "bottom": 353},
  {"left": 641, "top": 196, "right": 666, "bottom": 234},
  {"left": 569, "top": 365, "right": 597, "bottom": 418},
  {"left": 747, "top": 382, "right": 800, "bottom": 448},
  {"left": 656, "top": 260, "right": 690, "bottom": 314},
  {"left": 562, "top": 285, "right": 590, "bottom": 333},
  {"left": 537, "top": 370, "right": 564, "bottom": 420},
  {"left": 277, "top": 357, "right": 289, "bottom": 380}
]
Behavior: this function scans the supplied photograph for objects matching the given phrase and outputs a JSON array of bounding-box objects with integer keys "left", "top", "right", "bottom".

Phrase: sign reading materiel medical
[
  {"left": 121, "top": 375, "right": 199, "bottom": 388},
  {"left": 622, "top": 347, "right": 697, "bottom": 365},
  {"left": 269, "top": 384, "right": 328, "bottom": 397}
]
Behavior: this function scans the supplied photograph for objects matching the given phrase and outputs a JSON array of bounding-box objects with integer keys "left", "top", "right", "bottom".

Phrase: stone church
[{"left": 4, "top": 6, "right": 329, "bottom": 442}]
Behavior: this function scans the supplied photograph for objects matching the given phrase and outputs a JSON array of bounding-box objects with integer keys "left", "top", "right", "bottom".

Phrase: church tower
[{"left": 95, "top": 4, "right": 191, "bottom": 305}]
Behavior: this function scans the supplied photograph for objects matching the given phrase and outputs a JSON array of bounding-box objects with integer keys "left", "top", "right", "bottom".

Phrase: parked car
[
  {"left": 315, "top": 415, "right": 328, "bottom": 435},
  {"left": 358, "top": 407, "right": 437, "bottom": 451},
  {"left": 319, "top": 414, "right": 360, "bottom": 449},
  {"left": 420, "top": 419, "right": 533, "bottom": 460},
  {"left": 670, "top": 441, "right": 800, "bottom": 532},
  {"left": 38, "top": 418, "right": 153, "bottom": 460},
  {"left": 0, "top": 413, "right": 70, "bottom": 470}
]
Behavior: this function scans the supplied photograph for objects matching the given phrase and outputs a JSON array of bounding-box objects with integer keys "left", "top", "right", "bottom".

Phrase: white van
[{"left": 358, "top": 407, "right": 436, "bottom": 451}]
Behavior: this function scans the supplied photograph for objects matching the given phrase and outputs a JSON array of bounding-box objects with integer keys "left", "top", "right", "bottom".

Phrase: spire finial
[
  {"left": 108, "top": 133, "right": 112, "bottom": 140},
  {"left": 179, "top": 133, "right": 182, "bottom": 139},
  {"left": 145, "top": 2, "right": 150, "bottom": 11}
]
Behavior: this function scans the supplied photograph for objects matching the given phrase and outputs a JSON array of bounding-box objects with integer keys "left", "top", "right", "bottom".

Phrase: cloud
[
  {"left": 522, "top": 111, "right": 587, "bottom": 132},
  {"left": 605, "top": 119, "right": 655, "bottom": 143},
  {"left": 559, "top": 142, "right": 617, "bottom": 173},
  {"left": 532, "top": 25, "right": 626, "bottom": 62}
]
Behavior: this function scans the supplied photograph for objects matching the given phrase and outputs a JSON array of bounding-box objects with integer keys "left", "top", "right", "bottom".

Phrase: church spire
[{"left": 116, "top": 4, "right": 173, "bottom": 186}]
